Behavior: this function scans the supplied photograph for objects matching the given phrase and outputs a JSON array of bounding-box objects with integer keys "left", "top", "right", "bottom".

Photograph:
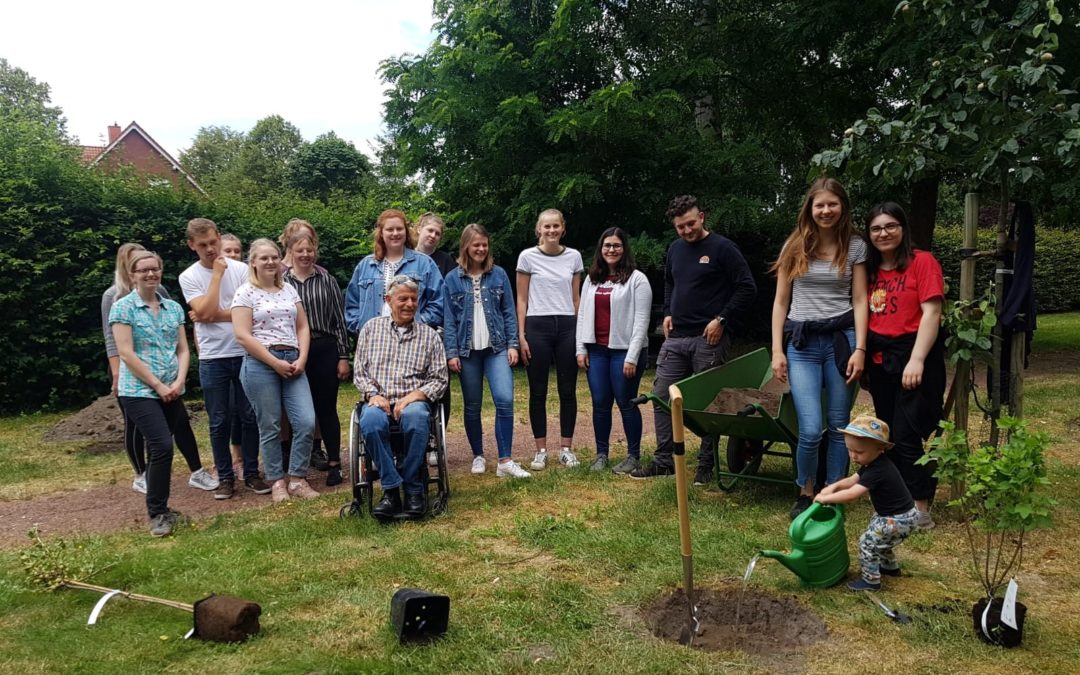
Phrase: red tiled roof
[{"left": 79, "top": 145, "right": 104, "bottom": 163}]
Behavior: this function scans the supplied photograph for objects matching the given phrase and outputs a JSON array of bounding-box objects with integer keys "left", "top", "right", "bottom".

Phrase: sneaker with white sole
[
  {"left": 496, "top": 460, "right": 531, "bottom": 479},
  {"left": 559, "top": 448, "right": 580, "bottom": 467},
  {"left": 530, "top": 450, "right": 548, "bottom": 471},
  {"left": 915, "top": 510, "right": 936, "bottom": 531},
  {"left": 471, "top": 456, "right": 487, "bottom": 474},
  {"left": 132, "top": 473, "right": 147, "bottom": 494},
  {"left": 149, "top": 511, "right": 178, "bottom": 538},
  {"left": 187, "top": 468, "right": 219, "bottom": 491}
]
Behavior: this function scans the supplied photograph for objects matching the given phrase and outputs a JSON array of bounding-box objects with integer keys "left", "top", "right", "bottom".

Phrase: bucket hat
[{"left": 841, "top": 415, "right": 894, "bottom": 448}]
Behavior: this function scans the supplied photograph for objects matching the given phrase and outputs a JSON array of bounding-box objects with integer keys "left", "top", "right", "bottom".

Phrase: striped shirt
[
  {"left": 284, "top": 267, "right": 350, "bottom": 359},
  {"left": 788, "top": 237, "right": 868, "bottom": 321},
  {"left": 353, "top": 316, "right": 448, "bottom": 403},
  {"left": 108, "top": 291, "right": 186, "bottom": 399}
]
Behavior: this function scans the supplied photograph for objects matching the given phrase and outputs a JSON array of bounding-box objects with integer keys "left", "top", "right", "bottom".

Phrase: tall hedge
[
  {"left": 930, "top": 225, "right": 1079, "bottom": 313},
  {"left": 0, "top": 124, "right": 431, "bottom": 412}
]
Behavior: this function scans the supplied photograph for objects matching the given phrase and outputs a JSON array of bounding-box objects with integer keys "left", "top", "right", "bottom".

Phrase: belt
[{"left": 268, "top": 344, "right": 298, "bottom": 351}]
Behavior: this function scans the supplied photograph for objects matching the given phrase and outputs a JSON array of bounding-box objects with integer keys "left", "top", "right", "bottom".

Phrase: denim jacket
[
  {"left": 442, "top": 265, "right": 519, "bottom": 359},
  {"left": 344, "top": 249, "right": 444, "bottom": 333}
]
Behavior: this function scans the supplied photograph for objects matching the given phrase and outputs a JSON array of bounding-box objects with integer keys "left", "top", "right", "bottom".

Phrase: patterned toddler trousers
[{"left": 858, "top": 507, "right": 919, "bottom": 582}]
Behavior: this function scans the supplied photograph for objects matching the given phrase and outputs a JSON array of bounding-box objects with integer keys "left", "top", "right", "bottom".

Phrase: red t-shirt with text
[{"left": 868, "top": 250, "right": 944, "bottom": 338}]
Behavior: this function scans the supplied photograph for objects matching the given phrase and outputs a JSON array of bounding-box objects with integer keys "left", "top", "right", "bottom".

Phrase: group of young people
[{"left": 103, "top": 179, "right": 946, "bottom": 591}]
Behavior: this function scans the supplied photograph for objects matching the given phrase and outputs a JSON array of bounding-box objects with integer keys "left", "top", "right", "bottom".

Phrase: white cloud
[{"left": 2, "top": 0, "right": 436, "bottom": 157}]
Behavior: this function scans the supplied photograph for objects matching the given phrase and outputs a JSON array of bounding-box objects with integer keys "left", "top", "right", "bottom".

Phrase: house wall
[{"left": 97, "top": 134, "right": 190, "bottom": 190}]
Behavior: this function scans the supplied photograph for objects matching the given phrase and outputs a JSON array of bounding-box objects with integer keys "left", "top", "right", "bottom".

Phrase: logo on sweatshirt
[{"left": 698, "top": 256, "right": 710, "bottom": 264}]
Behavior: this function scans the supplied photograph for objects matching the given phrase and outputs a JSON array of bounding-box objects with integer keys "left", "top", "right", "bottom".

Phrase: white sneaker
[
  {"left": 559, "top": 448, "right": 580, "bottom": 467},
  {"left": 187, "top": 468, "right": 219, "bottom": 491},
  {"left": 132, "top": 473, "right": 147, "bottom": 494},
  {"left": 530, "top": 450, "right": 548, "bottom": 471},
  {"left": 471, "top": 456, "right": 487, "bottom": 474},
  {"left": 496, "top": 460, "right": 531, "bottom": 479},
  {"left": 427, "top": 451, "right": 438, "bottom": 467}
]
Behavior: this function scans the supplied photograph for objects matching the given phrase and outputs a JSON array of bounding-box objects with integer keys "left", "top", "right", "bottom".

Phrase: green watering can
[{"left": 760, "top": 502, "right": 849, "bottom": 588}]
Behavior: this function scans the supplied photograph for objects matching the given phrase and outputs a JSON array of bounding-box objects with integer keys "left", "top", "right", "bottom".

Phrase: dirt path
[
  {"left": 1, "top": 411, "right": 658, "bottom": 548},
  {"left": 4, "top": 348, "right": 1065, "bottom": 549}
]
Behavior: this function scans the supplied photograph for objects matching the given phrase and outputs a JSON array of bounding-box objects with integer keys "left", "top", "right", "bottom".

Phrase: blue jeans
[
  {"left": 239, "top": 349, "right": 315, "bottom": 482},
  {"left": 586, "top": 345, "right": 645, "bottom": 457},
  {"left": 786, "top": 329, "right": 855, "bottom": 488},
  {"left": 200, "top": 356, "right": 259, "bottom": 481},
  {"left": 458, "top": 348, "right": 514, "bottom": 459},
  {"left": 360, "top": 401, "right": 429, "bottom": 495}
]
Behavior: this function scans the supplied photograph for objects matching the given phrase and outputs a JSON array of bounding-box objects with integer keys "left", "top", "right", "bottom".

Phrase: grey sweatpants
[{"left": 858, "top": 507, "right": 918, "bottom": 582}]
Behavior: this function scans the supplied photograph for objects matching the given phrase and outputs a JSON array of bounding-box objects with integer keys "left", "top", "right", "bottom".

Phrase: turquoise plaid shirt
[{"left": 109, "top": 291, "right": 186, "bottom": 399}]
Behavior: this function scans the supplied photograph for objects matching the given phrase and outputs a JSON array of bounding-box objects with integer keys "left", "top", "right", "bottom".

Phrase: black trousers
[
  {"left": 866, "top": 346, "right": 946, "bottom": 502},
  {"left": 306, "top": 336, "right": 342, "bottom": 462},
  {"left": 118, "top": 396, "right": 201, "bottom": 474},
  {"left": 524, "top": 315, "right": 578, "bottom": 440},
  {"left": 120, "top": 396, "right": 188, "bottom": 518}
]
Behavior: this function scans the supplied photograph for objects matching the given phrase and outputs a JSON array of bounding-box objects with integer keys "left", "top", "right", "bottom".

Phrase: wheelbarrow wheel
[{"left": 719, "top": 436, "right": 764, "bottom": 491}]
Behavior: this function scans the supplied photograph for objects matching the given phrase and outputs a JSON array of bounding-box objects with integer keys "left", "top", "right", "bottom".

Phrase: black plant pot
[{"left": 972, "top": 597, "right": 1027, "bottom": 648}]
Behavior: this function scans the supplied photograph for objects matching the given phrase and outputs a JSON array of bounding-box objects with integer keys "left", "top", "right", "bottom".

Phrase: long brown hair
[
  {"left": 456, "top": 223, "right": 494, "bottom": 273},
  {"left": 771, "top": 177, "right": 855, "bottom": 279},
  {"left": 373, "top": 209, "right": 415, "bottom": 261}
]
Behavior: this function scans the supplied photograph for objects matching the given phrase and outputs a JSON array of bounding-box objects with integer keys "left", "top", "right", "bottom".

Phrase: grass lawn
[{"left": 1, "top": 314, "right": 1079, "bottom": 673}]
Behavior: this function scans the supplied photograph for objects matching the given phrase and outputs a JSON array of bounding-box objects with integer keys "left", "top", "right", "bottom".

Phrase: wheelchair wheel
[{"left": 341, "top": 404, "right": 373, "bottom": 518}]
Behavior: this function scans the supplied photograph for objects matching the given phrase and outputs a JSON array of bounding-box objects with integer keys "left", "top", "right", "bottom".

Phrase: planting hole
[{"left": 644, "top": 588, "right": 827, "bottom": 655}]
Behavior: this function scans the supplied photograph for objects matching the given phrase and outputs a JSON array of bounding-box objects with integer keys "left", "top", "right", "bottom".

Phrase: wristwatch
[{"left": 714, "top": 315, "right": 727, "bottom": 327}]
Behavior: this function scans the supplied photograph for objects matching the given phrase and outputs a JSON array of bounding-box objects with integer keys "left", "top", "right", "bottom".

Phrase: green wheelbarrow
[{"left": 634, "top": 347, "right": 856, "bottom": 491}]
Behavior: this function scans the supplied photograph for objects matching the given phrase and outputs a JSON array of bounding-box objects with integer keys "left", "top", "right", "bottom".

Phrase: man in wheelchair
[{"left": 353, "top": 276, "right": 448, "bottom": 518}]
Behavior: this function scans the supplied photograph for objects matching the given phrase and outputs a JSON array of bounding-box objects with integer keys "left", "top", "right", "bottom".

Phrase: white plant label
[
  {"left": 1001, "top": 578, "right": 1019, "bottom": 629},
  {"left": 87, "top": 589, "right": 122, "bottom": 625}
]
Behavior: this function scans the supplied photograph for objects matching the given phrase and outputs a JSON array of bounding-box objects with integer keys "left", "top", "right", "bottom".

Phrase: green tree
[
  {"left": 179, "top": 125, "right": 245, "bottom": 187},
  {"left": 285, "top": 132, "right": 372, "bottom": 203},
  {"left": 0, "top": 57, "right": 66, "bottom": 137},
  {"left": 236, "top": 115, "right": 303, "bottom": 195},
  {"left": 813, "top": 0, "right": 1080, "bottom": 243}
]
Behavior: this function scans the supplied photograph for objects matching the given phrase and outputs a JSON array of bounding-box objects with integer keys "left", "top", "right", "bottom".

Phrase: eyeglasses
[
  {"left": 869, "top": 223, "right": 901, "bottom": 236},
  {"left": 601, "top": 243, "right": 624, "bottom": 250},
  {"left": 133, "top": 267, "right": 161, "bottom": 275}
]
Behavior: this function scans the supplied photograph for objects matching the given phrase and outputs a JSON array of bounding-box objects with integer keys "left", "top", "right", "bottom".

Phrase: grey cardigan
[{"left": 575, "top": 270, "right": 652, "bottom": 365}]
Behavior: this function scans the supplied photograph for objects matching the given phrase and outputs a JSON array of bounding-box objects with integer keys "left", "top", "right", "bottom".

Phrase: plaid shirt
[
  {"left": 108, "top": 291, "right": 186, "bottom": 399},
  {"left": 353, "top": 316, "right": 447, "bottom": 403}
]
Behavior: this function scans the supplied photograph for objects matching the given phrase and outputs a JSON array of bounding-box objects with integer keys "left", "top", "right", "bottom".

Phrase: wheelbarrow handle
[{"left": 630, "top": 394, "right": 650, "bottom": 406}]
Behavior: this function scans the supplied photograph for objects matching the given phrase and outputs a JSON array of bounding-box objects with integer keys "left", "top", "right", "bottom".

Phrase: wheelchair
[{"left": 340, "top": 399, "right": 450, "bottom": 522}]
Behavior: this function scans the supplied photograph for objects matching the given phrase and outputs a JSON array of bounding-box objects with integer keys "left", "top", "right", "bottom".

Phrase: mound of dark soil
[
  {"left": 645, "top": 587, "right": 827, "bottom": 655},
  {"left": 704, "top": 387, "right": 784, "bottom": 417},
  {"left": 44, "top": 395, "right": 203, "bottom": 449},
  {"left": 43, "top": 395, "right": 125, "bottom": 445}
]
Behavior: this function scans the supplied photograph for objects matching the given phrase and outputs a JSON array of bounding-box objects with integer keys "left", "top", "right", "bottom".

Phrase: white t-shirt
[
  {"left": 470, "top": 274, "right": 491, "bottom": 350},
  {"left": 516, "top": 246, "right": 583, "bottom": 317},
  {"left": 231, "top": 282, "right": 302, "bottom": 348},
  {"left": 179, "top": 257, "right": 249, "bottom": 359}
]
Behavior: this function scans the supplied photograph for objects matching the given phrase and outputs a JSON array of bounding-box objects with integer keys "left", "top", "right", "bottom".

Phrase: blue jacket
[
  {"left": 442, "top": 265, "right": 519, "bottom": 359},
  {"left": 344, "top": 249, "right": 444, "bottom": 333}
]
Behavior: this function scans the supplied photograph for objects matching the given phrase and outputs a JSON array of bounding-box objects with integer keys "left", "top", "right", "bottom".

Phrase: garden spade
[
  {"left": 862, "top": 589, "right": 912, "bottom": 624},
  {"left": 669, "top": 385, "right": 701, "bottom": 647}
]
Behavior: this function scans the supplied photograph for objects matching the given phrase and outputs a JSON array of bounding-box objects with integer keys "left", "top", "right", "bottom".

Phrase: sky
[{"left": 2, "top": 0, "right": 437, "bottom": 158}]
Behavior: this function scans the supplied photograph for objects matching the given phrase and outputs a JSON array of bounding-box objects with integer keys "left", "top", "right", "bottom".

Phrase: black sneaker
[
  {"left": 693, "top": 465, "right": 714, "bottom": 486},
  {"left": 325, "top": 466, "right": 342, "bottom": 487},
  {"left": 847, "top": 578, "right": 882, "bottom": 592},
  {"left": 245, "top": 475, "right": 272, "bottom": 495},
  {"left": 629, "top": 462, "right": 675, "bottom": 480},
  {"left": 789, "top": 495, "right": 813, "bottom": 521},
  {"left": 214, "top": 478, "right": 235, "bottom": 500},
  {"left": 310, "top": 449, "right": 330, "bottom": 472}
]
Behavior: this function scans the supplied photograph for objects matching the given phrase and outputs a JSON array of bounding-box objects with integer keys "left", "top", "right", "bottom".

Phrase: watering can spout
[{"left": 759, "top": 549, "right": 808, "bottom": 580}]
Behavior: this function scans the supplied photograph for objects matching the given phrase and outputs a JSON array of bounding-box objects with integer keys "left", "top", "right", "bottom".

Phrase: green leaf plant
[{"left": 920, "top": 417, "right": 1055, "bottom": 600}]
